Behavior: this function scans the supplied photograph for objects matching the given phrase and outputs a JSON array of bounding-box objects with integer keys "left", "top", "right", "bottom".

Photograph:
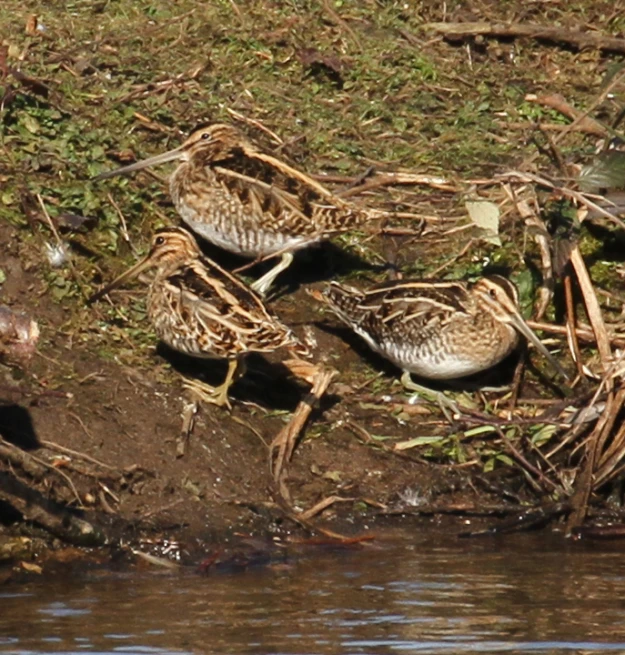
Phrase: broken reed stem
[
  {"left": 565, "top": 386, "right": 625, "bottom": 533},
  {"left": 107, "top": 192, "right": 137, "bottom": 255},
  {"left": 426, "top": 239, "right": 475, "bottom": 278},
  {"left": 272, "top": 493, "right": 360, "bottom": 541},
  {"left": 596, "top": 456, "right": 625, "bottom": 489},
  {"left": 496, "top": 427, "right": 559, "bottom": 494},
  {"left": 35, "top": 193, "right": 62, "bottom": 245},
  {"left": 270, "top": 366, "right": 338, "bottom": 486},
  {"left": 500, "top": 171, "right": 625, "bottom": 232},
  {"left": 528, "top": 94, "right": 608, "bottom": 138},
  {"left": 336, "top": 172, "right": 456, "bottom": 198},
  {"left": 298, "top": 495, "right": 354, "bottom": 521},
  {"left": 502, "top": 183, "right": 553, "bottom": 319},
  {"left": 595, "top": 421, "right": 625, "bottom": 487},
  {"left": 563, "top": 243, "right": 622, "bottom": 531},
  {"left": 550, "top": 68, "right": 625, "bottom": 144},
  {"left": 526, "top": 320, "right": 625, "bottom": 348},
  {"left": 0, "top": 438, "right": 82, "bottom": 506},
  {"left": 425, "top": 22, "right": 625, "bottom": 55},
  {"left": 563, "top": 272, "right": 586, "bottom": 379},
  {"left": 226, "top": 108, "right": 283, "bottom": 144},
  {"left": 0, "top": 471, "right": 107, "bottom": 547},
  {"left": 569, "top": 246, "right": 612, "bottom": 373},
  {"left": 544, "top": 386, "right": 607, "bottom": 460}
]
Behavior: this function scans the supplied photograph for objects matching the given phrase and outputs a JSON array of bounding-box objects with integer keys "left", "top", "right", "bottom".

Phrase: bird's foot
[
  {"left": 400, "top": 371, "right": 462, "bottom": 422},
  {"left": 182, "top": 378, "right": 232, "bottom": 410}
]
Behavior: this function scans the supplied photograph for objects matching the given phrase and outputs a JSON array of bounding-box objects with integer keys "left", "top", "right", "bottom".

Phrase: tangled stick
[{"left": 270, "top": 363, "right": 338, "bottom": 499}]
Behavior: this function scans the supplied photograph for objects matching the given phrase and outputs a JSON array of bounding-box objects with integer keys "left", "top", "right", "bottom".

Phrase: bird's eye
[
  {"left": 155, "top": 236, "right": 165, "bottom": 246},
  {"left": 489, "top": 288, "right": 497, "bottom": 298},
  {"left": 201, "top": 132, "right": 211, "bottom": 140}
]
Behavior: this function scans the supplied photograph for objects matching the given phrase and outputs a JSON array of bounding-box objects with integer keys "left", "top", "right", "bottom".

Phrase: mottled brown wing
[
  {"left": 210, "top": 148, "right": 366, "bottom": 232},
  {"left": 213, "top": 163, "right": 314, "bottom": 221},
  {"left": 168, "top": 259, "right": 269, "bottom": 319},
  {"left": 168, "top": 260, "right": 296, "bottom": 354},
  {"left": 359, "top": 280, "right": 472, "bottom": 334}
]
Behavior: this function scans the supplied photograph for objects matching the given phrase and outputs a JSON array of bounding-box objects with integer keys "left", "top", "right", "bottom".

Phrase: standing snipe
[
  {"left": 90, "top": 227, "right": 308, "bottom": 408},
  {"left": 96, "top": 123, "right": 378, "bottom": 295},
  {"left": 315, "top": 275, "right": 568, "bottom": 397}
]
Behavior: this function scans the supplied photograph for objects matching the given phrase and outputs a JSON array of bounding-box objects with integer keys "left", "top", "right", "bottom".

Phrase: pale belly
[
  {"left": 354, "top": 328, "right": 517, "bottom": 381},
  {"left": 174, "top": 177, "right": 323, "bottom": 257},
  {"left": 183, "top": 215, "right": 317, "bottom": 258}
]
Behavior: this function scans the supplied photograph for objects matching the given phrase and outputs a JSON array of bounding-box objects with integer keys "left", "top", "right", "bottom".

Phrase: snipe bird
[
  {"left": 315, "top": 275, "right": 568, "bottom": 399},
  {"left": 90, "top": 227, "right": 307, "bottom": 408},
  {"left": 96, "top": 123, "right": 376, "bottom": 296}
]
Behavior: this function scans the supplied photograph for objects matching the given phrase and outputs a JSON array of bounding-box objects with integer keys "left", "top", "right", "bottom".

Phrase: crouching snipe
[
  {"left": 90, "top": 228, "right": 306, "bottom": 409},
  {"left": 315, "top": 275, "right": 568, "bottom": 403}
]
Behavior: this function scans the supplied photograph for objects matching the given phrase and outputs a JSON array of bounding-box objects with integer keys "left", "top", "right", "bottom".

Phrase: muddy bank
[
  {"left": 3, "top": 1, "right": 625, "bottom": 572},
  {"left": 0, "top": 211, "right": 520, "bottom": 566}
]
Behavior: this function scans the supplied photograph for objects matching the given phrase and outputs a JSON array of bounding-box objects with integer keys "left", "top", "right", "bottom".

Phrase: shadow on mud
[
  {"left": 0, "top": 403, "right": 39, "bottom": 450},
  {"left": 194, "top": 233, "right": 386, "bottom": 292},
  {"left": 155, "top": 345, "right": 340, "bottom": 412}
]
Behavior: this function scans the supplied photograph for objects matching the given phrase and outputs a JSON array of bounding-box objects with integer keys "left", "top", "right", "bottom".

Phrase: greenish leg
[
  {"left": 251, "top": 252, "right": 294, "bottom": 297},
  {"left": 183, "top": 358, "right": 246, "bottom": 410},
  {"left": 177, "top": 358, "right": 247, "bottom": 456},
  {"left": 400, "top": 371, "right": 461, "bottom": 421}
]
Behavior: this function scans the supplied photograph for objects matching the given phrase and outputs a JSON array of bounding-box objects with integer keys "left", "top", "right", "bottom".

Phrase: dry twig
[
  {"left": 425, "top": 22, "right": 625, "bottom": 55},
  {"left": 565, "top": 386, "right": 625, "bottom": 533},
  {"left": 526, "top": 93, "right": 608, "bottom": 138},
  {"left": 336, "top": 172, "right": 456, "bottom": 198},
  {"left": 0, "top": 471, "right": 107, "bottom": 546},
  {"left": 299, "top": 495, "right": 354, "bottom": 521},
  {"left": 569, "top": 247, "right": 612, "bottom": 372},
  {"left": 270, "top": 365, "right": 338, "bottom": 495}
]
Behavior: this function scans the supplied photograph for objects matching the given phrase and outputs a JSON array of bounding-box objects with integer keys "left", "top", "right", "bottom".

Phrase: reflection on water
[{"left": 1, "top": 531, "right": 625, "bottom": 654}]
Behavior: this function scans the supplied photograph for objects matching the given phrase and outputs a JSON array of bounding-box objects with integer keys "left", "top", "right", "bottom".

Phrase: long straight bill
[
  {"left": 508, "top": 312, "right": 570, "bottom": 381},
  {"left": 88, "top": 255, "right": 153, "bottom": 303},
  {"left": 94, "top": 147, "right": 183, "bottom": 181}
]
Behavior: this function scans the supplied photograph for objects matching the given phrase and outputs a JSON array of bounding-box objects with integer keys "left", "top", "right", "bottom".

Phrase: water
[{"left": 1, "top": 531, "right": 625, "bottom": 654}]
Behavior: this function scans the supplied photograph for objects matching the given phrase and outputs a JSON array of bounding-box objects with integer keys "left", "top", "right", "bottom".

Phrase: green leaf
[
  {"left": 463, "top": 425, "right": 497, "bottom": 438},
  {"left": 369, "top": 434, "right": 393, "bottom": 442},
  {"left": 394, "top": 436, "right": 446, "bottom": 451},
  {"left": 496, "top": 454, "right": 514, "bottom": 466},
  {"left": 531, "top": 423, "right": 558, "bottom": 446},
  {"left": 23, "top": 114, "right": 41, "bottom": 134}
]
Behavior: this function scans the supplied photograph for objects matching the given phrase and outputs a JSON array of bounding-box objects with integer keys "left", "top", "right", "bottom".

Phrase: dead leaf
[
  {"left": 19, "top": 561, "right": 42, "bottom": 574},
  {"left": 466, "top": 200, "right": 501, "bottom": 246},
  {"left": 25, "top": 15, "right": 38, "bottom": 36},
  {"left": 297, "top": 48, "right": 347, "bottom": 87}
]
